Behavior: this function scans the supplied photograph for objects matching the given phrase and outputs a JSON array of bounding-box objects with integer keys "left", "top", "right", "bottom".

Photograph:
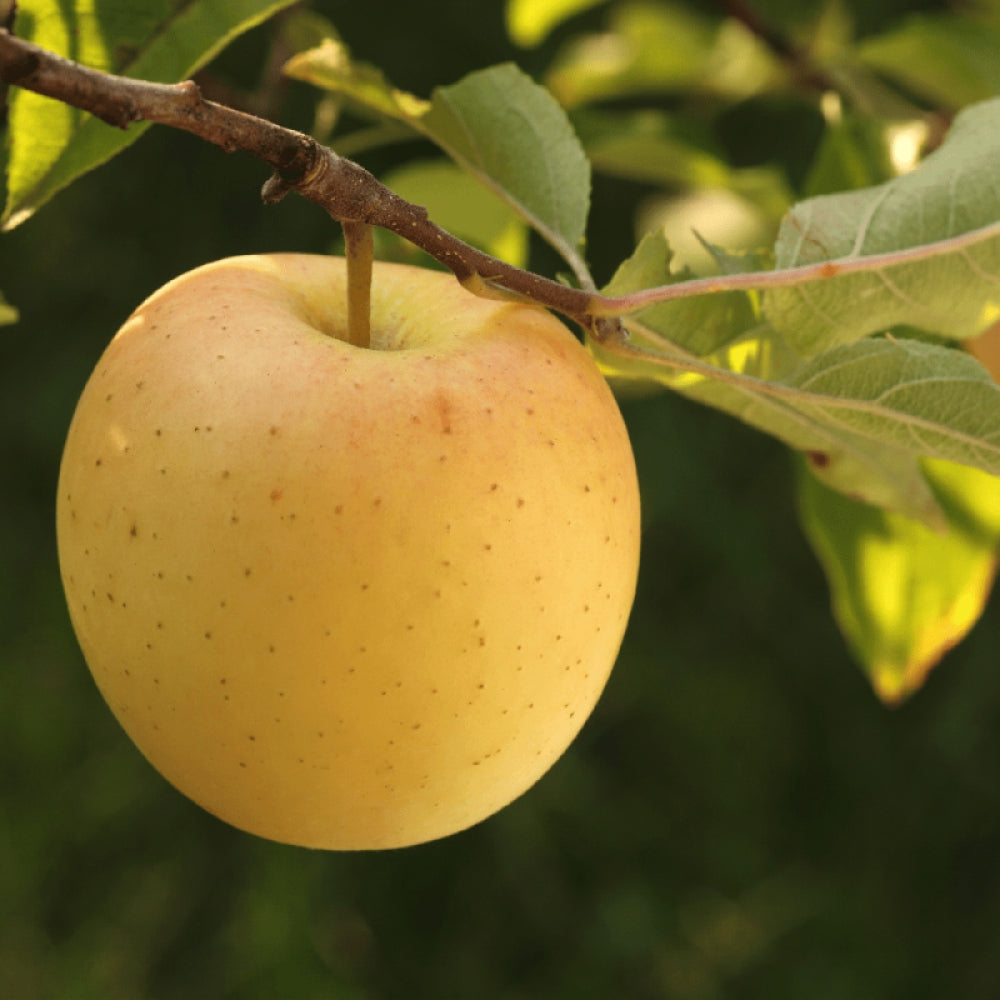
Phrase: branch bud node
[{"left": 261, "top": 173, "right": 291, "bottom": 204}]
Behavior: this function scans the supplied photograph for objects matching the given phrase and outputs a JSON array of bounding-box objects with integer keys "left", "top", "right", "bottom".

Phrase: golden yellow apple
[{"left": 56, "top": 254, "right": 640, "bottom": 850}]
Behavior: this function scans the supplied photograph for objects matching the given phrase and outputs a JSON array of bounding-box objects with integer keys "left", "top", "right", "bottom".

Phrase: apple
[{"left": 56, "top": 254, "right": 641, "bottom": 850}]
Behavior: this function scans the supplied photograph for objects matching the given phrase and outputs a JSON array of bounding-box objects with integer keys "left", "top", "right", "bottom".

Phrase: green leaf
[
  {"left": 0, "top": 291, "right": 18, "bottom": 325},
  {"left": 798, "top": 458, "right": 1000, "bottom": 704},
  {"left": 3, "top": 0, "right": 299, "bottom": 229},
  {"left": 380, "top": 160, "right": 528, "bottom": 267},
  {"left": 595, "top": 300, "right": 1000, "bottom": 523},
  {"left": 857, "top": 14, "right": 1000, "bottom": 111},
  {"left": 423, "top": 64, "right": 590, "bottom": 272},
  {"left": 282, "top": 37, "right": 431, "bottom": 124},
  {"left": 801, "top": 114, "right": 896, "bottom": 198},
  {"left": 764, "top": 99, "right": 1000, "bottom": 357},
  {"left": 603, "top": 230, "right": 759, "bottom": 357},
  {"left": 505, "top": 0, "right": 610, "bottom": 48},
  {"left": 783, "top": 338, "right": 1000, "bottom": 475},
  {"left": 545, "top": 1, "right": 782, "bottom": 107},
  {"left": 574, "top": 108, "right": 734, "bottom": 188},
  {"left": 286, "top": 46, "right": 591, "bottom": 279},
  {"left": 603, "top": 336, "right": 948, "bottom": 523}
]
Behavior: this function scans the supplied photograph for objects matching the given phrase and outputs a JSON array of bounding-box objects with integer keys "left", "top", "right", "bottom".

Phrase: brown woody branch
[{"left": 0, "top": 29, "right": 614, "bottom": 337}]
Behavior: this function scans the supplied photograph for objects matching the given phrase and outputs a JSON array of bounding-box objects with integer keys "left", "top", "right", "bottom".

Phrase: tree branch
[
  {"left": 717, "top": 0, "right": 834, "bottom": 93},
  {"left": 0, "top": 28, "right": 614, "bottom": 336}
]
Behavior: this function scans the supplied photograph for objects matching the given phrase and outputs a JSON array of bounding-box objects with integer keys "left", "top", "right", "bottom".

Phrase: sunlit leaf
[
  {"left": 3, "top": 0, "right": 299, "bottom": 229},
  {"left": 0, "top": 291, "right": 18, "bottom": 325},
  {"left": 281, "top": 37, "right": 430, "bottom": 122},
  {"left": 765, "top": 99, "right": 1000, "bottom": 356},
  {"left": 798, "top": 458, "right": 1000, "bottom": 704},
  {"left": 545, "top": 2, "right": 781, "bottom": 107},
  {"left": 505, "top": 0, "right": 609, "bottom": 47},
  {"left": 380, "top": 160, "right": 528, "bottom": 267},
  {"left": 637, "top": 187, "right": 783, "bottom": 275}
]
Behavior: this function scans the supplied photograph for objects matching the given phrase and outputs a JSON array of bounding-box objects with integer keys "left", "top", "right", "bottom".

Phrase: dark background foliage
[{"left": 3, "top": 1, "right": 1000, "bottom": 997}]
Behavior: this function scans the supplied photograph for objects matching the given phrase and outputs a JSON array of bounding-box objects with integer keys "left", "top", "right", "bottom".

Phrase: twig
[
  {"left": 0, "top": 29, "right": 607, "bottom": 335},
  {"left": 8, "top": 25, "right": 936, "bottom": 347},
  {"left": 718, "top": 0, "right": 835, "bottom": 93}
]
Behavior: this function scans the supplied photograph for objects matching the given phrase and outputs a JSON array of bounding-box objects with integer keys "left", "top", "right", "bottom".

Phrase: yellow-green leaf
[
  {"left": 505, "top": 0, "right": 609, "bottom": 48},
  {"left": 798, "top": 458, "right": 1000, "bottom": 704},
  {"left": 380, "top": 160, "right": 528, "bottom": 268},
  {"left": 0, "top": 291, "right": 18, "bottom": 325},
  {"left": 3, "top": 0, "right": 299, "bottom": 229}
]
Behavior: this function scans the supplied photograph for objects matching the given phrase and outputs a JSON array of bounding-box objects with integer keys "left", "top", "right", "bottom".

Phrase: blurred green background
[{"left": 4, "top": 0, "right": 1000, "bottom": 997}]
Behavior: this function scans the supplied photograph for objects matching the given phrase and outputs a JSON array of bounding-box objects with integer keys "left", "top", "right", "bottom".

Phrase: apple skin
[{"left": 56, "top": 254, "right": 640, "bottom": 850}]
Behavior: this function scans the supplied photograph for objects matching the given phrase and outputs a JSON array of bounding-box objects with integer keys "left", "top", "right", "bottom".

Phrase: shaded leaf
[
  {"left": 764, "top": 99, "right": 1000, "bottom": 356},
  {"left": 3, "top": 0, "right": 299, "bottom": 229},
  {"left": 801, "top": 114, "right": 896, "bottom": 198},
  {"left": 857, "top": 14, "right": 1000, "bottom": 110},
  {"left": 969, "top": 318, "right": 1000, "bottom": 382},
  {"left": 573, "top": 108, "right": 791, "bottom": 203},
  {"left": 597, "top": 278, "right": 1000, "bottom": 522},
  {"left": 577, "top": 111, "right": 729, "bottom": 188},
  {"left": 423, "top": 64, "right": 590, "bottom": 269},
  {"left": 798, "top": 458, "right": 999, "bottom": 704},
  {"left": 784, "top": 338, "right": 1000, "bottom": 475}
]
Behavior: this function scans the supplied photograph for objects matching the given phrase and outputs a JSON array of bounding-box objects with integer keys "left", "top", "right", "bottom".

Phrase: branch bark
[{"left": 0, "top": 28, "right": 614, "bottom": 336}]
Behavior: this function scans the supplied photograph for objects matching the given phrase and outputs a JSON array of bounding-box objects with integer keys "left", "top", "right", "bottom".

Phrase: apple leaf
[
  {"left": 545, "top": 1, "right": 782, "bottom": 108},
  {"left": 595, "top": 324, "right": 946, "bottom": 524},
  {"left": 602, "top": 230, "right": 760, "bottom": 358},
  {"left": 576, "top": 108, "right": 731, "bottom": 188},
  {"left": 798, "top": 458, "right": 1000, "bottom": 704},
  {"left": 423, "top": 64, "right": 591, "bottom": 276},
  {"left": 598, "top": 233, "right": 1000, "bottom": 521},
  {"left": 0, "top": 290, "right": 18, "bottom": 325},
  {"left": 857, "top": 14, "right": 1000, "bottom": 111},
  {"left": 379, "top": 160, "right": 529, "bottom": 267},
  {"left": 763, "top": 99, "right": 1000, "bottom": 357},
  {"left": 800, "top": 114, "right": 896, "bottom": 199},
  {"left": 2, "top": 0, "right": 300, "bottom": 230},
  {"left": 573, "top": 108, "right": 791, "bottom": 213},
  {"left": 782, "top": 338, "right": 1000, "bottom": 474},
  {"left": 505, "top": 0, "right": 611, "bottom": 48},
  {"left": 281, "top": 37, "right": 431, "bottom": 124},
  {"left": 285, "top": 44, "right": 591, "bottom": 280}
]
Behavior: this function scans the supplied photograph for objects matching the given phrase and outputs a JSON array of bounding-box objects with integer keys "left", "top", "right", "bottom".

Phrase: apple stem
[
  {"left": 0, "top": 29, "right": 611, "bottom": 339},
  {"left": 343, "top": 221, "right": 373, "bottom": 349}
]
